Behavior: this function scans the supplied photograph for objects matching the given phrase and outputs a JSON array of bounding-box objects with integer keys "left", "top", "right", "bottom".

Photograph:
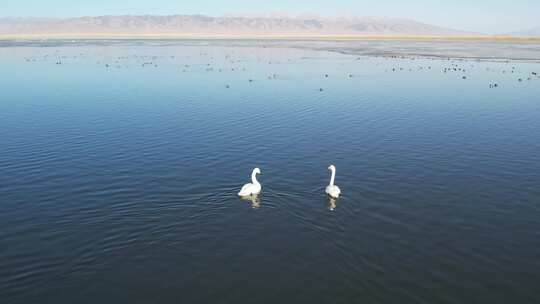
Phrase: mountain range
[
  {"left": 509, "top": 26, "right": 540, "bottom": 37},
  {"left": 0, "top": 15, "right": 477, "bottom": 37}
]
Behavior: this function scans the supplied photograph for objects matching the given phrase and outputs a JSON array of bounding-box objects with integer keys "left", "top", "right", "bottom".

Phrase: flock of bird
[
  {"left": 20, "top": 47, "right": 539, "bottom": 208},
  {"left": 238, "top": 165, "right": 341, "bottom": 199},
  {"left": 24, "top": 49, "right": 540, "bottom": 91}
]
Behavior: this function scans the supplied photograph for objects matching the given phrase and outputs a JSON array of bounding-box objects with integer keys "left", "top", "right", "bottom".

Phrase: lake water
[{"left": 1, "top": 40, "right": 540, "bottom": 303}]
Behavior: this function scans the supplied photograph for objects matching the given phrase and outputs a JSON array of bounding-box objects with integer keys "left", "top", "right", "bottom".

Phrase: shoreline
[
  {"left": 1, "top": 34, "right": 540, "bottom": 43},
  {"left": 2, "top": 34, "right": 540, "bottom": 62}
]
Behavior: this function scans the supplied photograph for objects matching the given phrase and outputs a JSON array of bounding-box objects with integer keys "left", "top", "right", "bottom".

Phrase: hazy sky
[{"left": 2, "top": 0, "right": 539, "bottom": 34}]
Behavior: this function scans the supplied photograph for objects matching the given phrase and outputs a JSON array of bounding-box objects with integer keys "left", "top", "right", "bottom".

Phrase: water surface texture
[{"left": 1, "top": 40, "right": 540, "bottom": 303}]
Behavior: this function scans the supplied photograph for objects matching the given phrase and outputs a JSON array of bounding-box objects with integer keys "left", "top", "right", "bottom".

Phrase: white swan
[
  {"left": 238, "top": 168, "right": 262, "bottom": 196},
  {"left": 325, "top": 165, "right": 341, "bottom": 199}
]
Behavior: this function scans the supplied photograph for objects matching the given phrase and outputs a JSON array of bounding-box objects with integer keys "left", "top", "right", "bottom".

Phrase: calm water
[{"left": 1, "top": 40, "right": 540, "bottom": 303}]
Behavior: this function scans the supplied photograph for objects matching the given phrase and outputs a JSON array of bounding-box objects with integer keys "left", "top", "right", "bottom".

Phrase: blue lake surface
[{"left": 1, "top": 40, "right": 540, "bottom": 303}]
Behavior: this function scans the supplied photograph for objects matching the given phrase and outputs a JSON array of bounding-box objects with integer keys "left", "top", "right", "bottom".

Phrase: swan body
[
  {"left": 238, "top": 168, "right": 262, "bottom": 196},
  {"left": 325, "top": 165, "right": 341, "bottom": 199}
]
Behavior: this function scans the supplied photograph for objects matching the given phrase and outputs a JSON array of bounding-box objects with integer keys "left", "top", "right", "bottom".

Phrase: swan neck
[
  {"left": 329, "top": 168, "right": 336, "bottom": 186},
  {"left": 251, "top": 170, "right": 259, "bottom": 184}
]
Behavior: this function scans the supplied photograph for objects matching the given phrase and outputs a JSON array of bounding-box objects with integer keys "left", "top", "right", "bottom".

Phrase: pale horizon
[{"left": 2, "top": 0, "right": 540, "bottom": 34}]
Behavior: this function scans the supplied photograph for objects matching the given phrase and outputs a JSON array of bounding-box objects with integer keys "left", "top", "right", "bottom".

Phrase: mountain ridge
[
  {"left": 0, "top": 15, "right": 477, "bottom": 37},
  {"left": 508, "top": 26, "right": 540, "bottom": 37}
]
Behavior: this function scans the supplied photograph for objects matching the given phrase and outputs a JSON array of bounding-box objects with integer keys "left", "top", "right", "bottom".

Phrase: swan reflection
[
  {"left": 328, "top": 197, "right": 338, "bottom": 211},
  {"left": 241, "top": 195, "right": 261, "bottom": 209}
]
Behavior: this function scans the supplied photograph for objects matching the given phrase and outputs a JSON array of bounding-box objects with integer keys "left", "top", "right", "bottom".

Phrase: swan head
[
  {"left": 253, "top": 167, "right": 261, "bottom": 175},
  {"left": 328, "top": 165, "right": 336, "bottom": 171}
]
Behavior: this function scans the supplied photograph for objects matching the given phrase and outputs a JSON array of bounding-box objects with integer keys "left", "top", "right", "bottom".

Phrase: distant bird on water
[
  {"left": 238, "top": 168, "right": 262, "bottom": 197},
  {"left": 325, "top": 165, "right": 341, "bottom": 199}
]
